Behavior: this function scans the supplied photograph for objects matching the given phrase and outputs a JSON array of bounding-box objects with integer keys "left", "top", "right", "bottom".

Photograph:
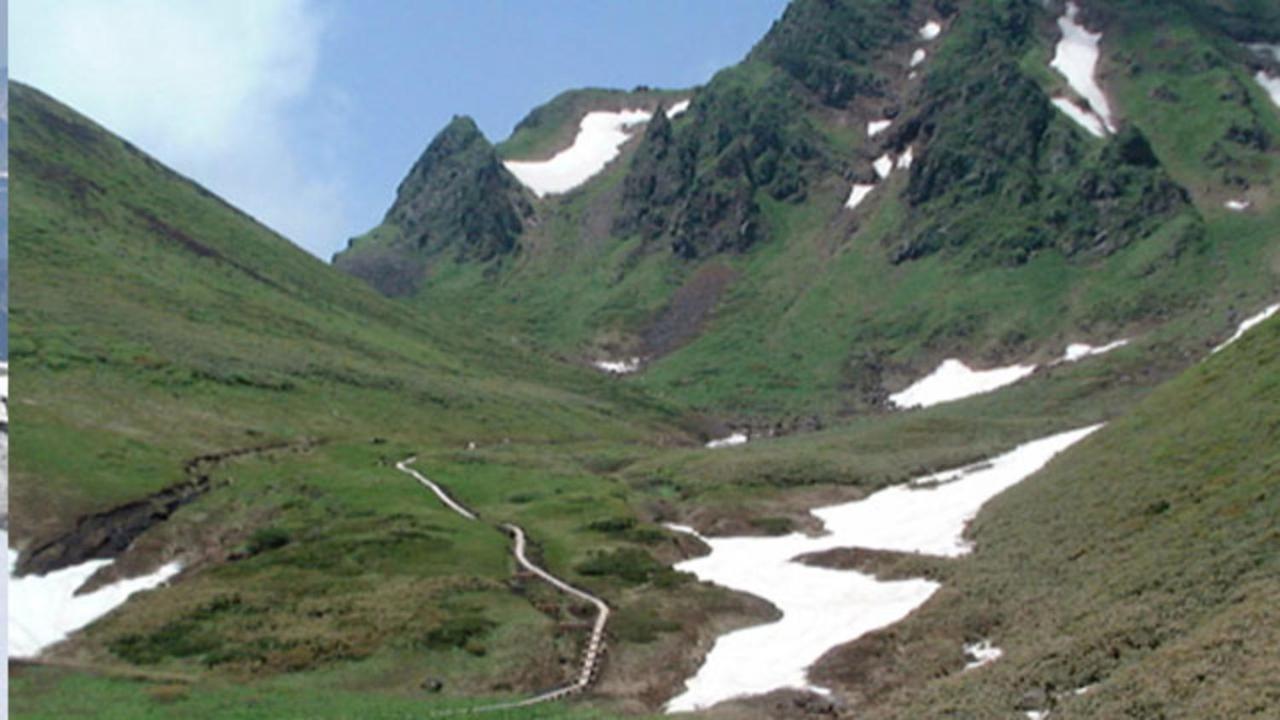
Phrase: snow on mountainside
[
  {"left": 666, "top": 427, "right": 1099, "bottom": 711},
  {"left": 504, "top": 109, "right": 653, "bottom": 196},
  {"left": 1050, "top": 2, "right": 1115, "bottom": 136},
  {"left": 503, "top": 99, "right": 693, "bottom": 197}
]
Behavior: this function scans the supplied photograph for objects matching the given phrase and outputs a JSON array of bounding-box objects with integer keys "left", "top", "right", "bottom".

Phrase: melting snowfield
[
  {"left": 504, "top": 108, "right": 652, "bottom": 196},
  {"left": 892, "top": 336, "right": 1129, "bottom": 409},
  {"left": 844, "top": 183, "right": 875, "bottom": 210},
  {"left": 705, "top": 432, "right": 748, "bottom": 449},
  {"left": 1213, "top": 303, "right": 1280, "bottom": 354},
  {"left": 7, "top": 538, "right": 181, "bottom": 659},
  {"left": 1246, "top": 44, "right": 1280, "bottom": 109},
  {"left": 890, "top": 359, "right": 1037, "bottom": 410},
  {"left": 1256, "top": 72, "right": 1280, "bottom": 109},
  {"left": 1059, "top": 338, "right": 1128, "bottom": 363},
  {"left": 666, "top": 427, "right": 1099, "bottom": 712},
  {"left": 873, "top": 154, "right": 894, "bottom": 179},
  {"left": 1050, "top": 97, "right": 1107, "bottom": 138},
  {"left": 665, "top": 99, "right": 692, "bottom": 119},
  {"left": 1050, "top": 3, "right": 1114, "bottom": 135},
  {"left": 592, "top": 357, "right": 642, "bottom": 374},
  {"left": 963, "top": 639, "right": 1003, "bottom": 670}
]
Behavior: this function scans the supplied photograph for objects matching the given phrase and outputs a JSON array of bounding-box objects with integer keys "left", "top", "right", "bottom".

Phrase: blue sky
[{"left": 12, "top": 1, "right": 788, "bottom": 259}]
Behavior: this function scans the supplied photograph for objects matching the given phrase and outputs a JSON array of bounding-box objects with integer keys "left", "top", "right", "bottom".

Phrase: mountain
[
  {"left": 338, "top": 0, "right": 1280, "bottom": 422},
  {"left": 334, "top": 116, "right": 533, "bottom": 297},
  {"left": 10, "top": 1, "right": 1280, "bottom": 718}
]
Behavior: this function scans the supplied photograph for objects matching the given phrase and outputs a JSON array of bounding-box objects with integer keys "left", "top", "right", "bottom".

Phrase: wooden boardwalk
[{"left": 394, "top": 458, "right": 611, "bottom": 712}]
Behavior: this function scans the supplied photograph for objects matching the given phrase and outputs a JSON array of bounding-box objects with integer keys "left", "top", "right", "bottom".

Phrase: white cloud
[{"left": 11, "top": 0, "right": 346, "bottom": 257}]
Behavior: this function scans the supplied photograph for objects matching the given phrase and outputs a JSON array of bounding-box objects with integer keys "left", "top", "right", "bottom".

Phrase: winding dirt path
[{"left": 394, "top": 457, "right": 610, "bottom": 711}]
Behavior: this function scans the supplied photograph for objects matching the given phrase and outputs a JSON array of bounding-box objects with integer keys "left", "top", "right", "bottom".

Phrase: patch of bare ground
[
  {"left": 647, "top": 483, "right": 871, "bottom": 539},
  {"left": 794, "top": 547, "right": 955, "bottom": 583},
  {"left": 806, "top": 586, "right": 995, "bottom": 714},
  {"left": 697, "top": 687, "right": 850, "bottom": 719},
  {"left": 639, "top": 263, "right": 737, "bottom": 359}
]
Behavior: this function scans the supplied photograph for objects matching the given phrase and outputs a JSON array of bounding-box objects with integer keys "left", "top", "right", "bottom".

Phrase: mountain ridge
[{"left": 335, "top": 0, "right": 1280, "bottom": 419}]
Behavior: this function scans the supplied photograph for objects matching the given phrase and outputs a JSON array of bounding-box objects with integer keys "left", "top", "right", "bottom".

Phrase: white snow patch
[
  {"left": 664, "top": 427, "right": 1099, "bottom": 712},
  {"left": 1050, "top": 2, "right": 1115, "bottom": 133},
  {"left": 1026, "top": 712, "right": 1050, "bottom": 720},
  {"left": 897, "top": 147, "right": 915, "bottom": 169},
  {"left": 1050, "top": 97, "right": 1108, "bottom": 138},
  {"left": 8, "top": 539, "right": 182, "bottom": 659},
  {"left": 911, "top": 48, "right": 927, "bottom": 67},
  {"left": 1074, "top": 684, "right": 1096, "bottom": 695},
  {"left": 1060, "top": 338, "right": 1128, "bottom": 363},
  {"left": 963, "top": 639, "right": 1004, "bottom": 670},
  {"left": 890, "top": 359, "right": 1037, "bottom": 409},
  {"left": 504, "top": 108, "right": 652, "bottom": 196},
  {"left": 593, "top": 357, "right": 642, "bottom": 374},
  {"left": 874, "top": 154, "right": 894, "bottom": 179},
  {"left": 909, "top": 70, "right": 919, "bottom": 80},
  {"left": 1212, "top": 303, "right": 1280, "bottom": 354},
  {"left": 1248, "top": 43, "right": 1280, "bottom": 63},
  {"left": 1255, "top": 71, "right": 1280, "bottom": 110},
  {"left": 1225, "top": 199, "right": 1251, "bottom": 212},
  {"left": 868, "top": 119, "right": 892, "bottom": 137},
  {"left": 706, "top": 432, "right": 748, "bottom": 449},
  {"left": 666, "top": 99, "right": 691, "bottom": 119},
  {"left": 919, "top": 21, "right": 942, "bottom": 41},
  {"left": 845, "top": 184, "right": 876, "bottom": 210}
]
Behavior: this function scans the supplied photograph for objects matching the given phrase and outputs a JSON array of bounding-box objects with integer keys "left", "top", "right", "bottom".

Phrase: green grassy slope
[
  {"left": 7, "top": 81, "right": 720, "bottom": 716},
  {"left": 810, "top": 314, "right": 1280, "bottom": 718},
  {"left": 9, "top": 80, "right": 682, "bottom": 533}
]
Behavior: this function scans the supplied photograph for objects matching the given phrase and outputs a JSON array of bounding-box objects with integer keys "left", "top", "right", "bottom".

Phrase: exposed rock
[{"left": 334, "top": 116, "right": 532, "bottom": 295}]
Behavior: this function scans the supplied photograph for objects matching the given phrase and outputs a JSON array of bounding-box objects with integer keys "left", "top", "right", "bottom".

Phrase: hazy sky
[{"left": 11, "top": 1, "right": 788, "bottom": 259}]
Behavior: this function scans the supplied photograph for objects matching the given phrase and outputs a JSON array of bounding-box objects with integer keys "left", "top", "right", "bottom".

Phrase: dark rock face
[
  {"left": 334, "top": 116, "right": 531, "bottom": 295},
  {"left": 384, "top": 116, "right": 532, "bottom": 263},
  {"left": 749, "top": 0, "right": 912, "bottom": 108},
  {"left": 613, "top": 65, "right": 830, "bottom": 259},
  {"left": 612, "top": 108, "right": 683, "bottom": 241},
  {"left": 889, "top": 5, "right": 1194, "bottom": 267}
]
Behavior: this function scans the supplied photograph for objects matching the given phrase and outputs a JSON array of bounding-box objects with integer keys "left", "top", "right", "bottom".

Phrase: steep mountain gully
[{"left": 394, "top": 458, "right": 611, "bottom": 712}]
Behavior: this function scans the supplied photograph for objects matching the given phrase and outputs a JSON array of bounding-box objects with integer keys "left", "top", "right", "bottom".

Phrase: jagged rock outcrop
[
  {"left": 887, "top": 3, "right": 1195, "bottom": 266},
  {"left": 334, "top": 116, "right": 531, "bottom": 296},
  {"left": 613, "top": 62, "right": 830, "bottom": 259}
]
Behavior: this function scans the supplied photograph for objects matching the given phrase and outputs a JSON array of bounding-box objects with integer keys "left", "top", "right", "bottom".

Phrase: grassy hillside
[
  {"left": 7, "top": 81, "right": 730, "bottom": 716},
  {"left": 8, "top": 80, "right": 691, "bottom": 535},
  {"left": 807, "top": 314, "right": 1280, "bottom": 719},
  {"left": 9, "top": 75, "right": 1196, "bottom": 719}
]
